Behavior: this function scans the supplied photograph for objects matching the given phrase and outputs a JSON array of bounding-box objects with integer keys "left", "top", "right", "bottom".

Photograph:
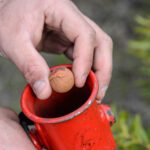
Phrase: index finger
[{"left": 45, "top": 0, "right": 96, "bottom": 87}]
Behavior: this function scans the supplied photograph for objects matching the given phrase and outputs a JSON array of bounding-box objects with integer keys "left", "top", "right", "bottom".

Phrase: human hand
[
  {"left": 0, "top": 107, "right": 35, "bottom": 150},
  {"left": 0, "top": 0, "right": 112, "bottom": 101}
]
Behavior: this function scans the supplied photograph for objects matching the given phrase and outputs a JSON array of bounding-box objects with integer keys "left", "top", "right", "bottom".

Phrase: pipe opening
[{"left": 24, "top": 77, "right": 92, "bottom": 119}]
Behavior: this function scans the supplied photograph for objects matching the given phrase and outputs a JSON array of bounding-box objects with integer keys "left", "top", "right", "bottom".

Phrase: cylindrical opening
[{"left": 21, "top": 64, "right": 98, "bottom": 123}]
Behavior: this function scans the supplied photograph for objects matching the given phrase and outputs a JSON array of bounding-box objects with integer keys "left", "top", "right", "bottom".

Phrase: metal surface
[{"left": 20, "top": 64, "right": 116, "bottom": 150}]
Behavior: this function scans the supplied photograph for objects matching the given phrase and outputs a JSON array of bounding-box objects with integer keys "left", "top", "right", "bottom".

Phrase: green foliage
[
  {"left": 112, "top": 109, "right": 150, "bottom": 150},
  {"left": 129, "top": 16, "right": 150, "bottom": 99}
]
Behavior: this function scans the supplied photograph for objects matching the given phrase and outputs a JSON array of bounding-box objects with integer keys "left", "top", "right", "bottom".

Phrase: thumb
[{"left": 8, "top": 41, "right": 51, "bottom": 100}]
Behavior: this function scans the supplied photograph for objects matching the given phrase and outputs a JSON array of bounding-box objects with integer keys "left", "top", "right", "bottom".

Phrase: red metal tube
[{"left": 21, "top": 64, "right": 116, "bottom": 150}]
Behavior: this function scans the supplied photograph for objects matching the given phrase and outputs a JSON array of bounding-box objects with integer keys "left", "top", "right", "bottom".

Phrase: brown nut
[{"left": 49, "top": 67, "right": 74, "bottom": 93}]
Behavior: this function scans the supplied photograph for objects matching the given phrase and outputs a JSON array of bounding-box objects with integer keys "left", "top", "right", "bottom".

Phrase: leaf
[
  {"left": 112, "top": 106, "right": 150, "bottom": 150},
  {"left": 130, "top": 115, "right": 149, "bottom": 143},
  {"left": 135, "top": 16, "right": 150, "bottom": 27}
]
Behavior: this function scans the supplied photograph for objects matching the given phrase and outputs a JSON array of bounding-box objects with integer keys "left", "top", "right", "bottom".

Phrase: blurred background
[{"left": 0, "top": 0, "right": 150, "bottom": 149}]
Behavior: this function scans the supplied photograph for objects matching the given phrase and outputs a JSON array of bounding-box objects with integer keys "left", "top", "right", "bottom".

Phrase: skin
[
  {"left": 0, "top": 107, "right": 36, "bottom": 150},
  {"left": 0, "top": 0, "right": 113, "bottom": 149}
]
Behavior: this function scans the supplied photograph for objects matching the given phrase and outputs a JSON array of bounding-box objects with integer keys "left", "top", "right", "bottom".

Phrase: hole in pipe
[{"left": 34, "top": 82, "right": 91, "bottom": 118}]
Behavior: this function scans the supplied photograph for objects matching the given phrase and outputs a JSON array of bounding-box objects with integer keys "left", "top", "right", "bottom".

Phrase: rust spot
[{"left": 80, "top": 135, "right": 95, "bottom": 150}]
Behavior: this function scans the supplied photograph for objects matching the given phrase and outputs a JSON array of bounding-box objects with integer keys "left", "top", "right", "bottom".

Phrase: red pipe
[{"left": 20, "top": 64, "right": 116, "bottom": 150}]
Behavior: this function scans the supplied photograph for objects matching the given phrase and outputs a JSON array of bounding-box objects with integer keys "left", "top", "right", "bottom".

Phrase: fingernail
[
  {"left": 81, "top": 73, "right": 87, "bottom": 83},
  {"left": 33, "top": 80, "right": 46, "bottom": 97},
  {"left": 96, "top": 85, "right": 108, "bottom": 103},
  {"left": 78, "top": 73, "right": 88, "bottom": 87},
  {"left": 75, "top": 73, "right": 83, "bottom": 87},
  {"left": 101, "top": 85, "right": 108, "bottom": 97}
]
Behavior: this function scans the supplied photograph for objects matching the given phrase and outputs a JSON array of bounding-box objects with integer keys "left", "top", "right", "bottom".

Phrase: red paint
[{"left": 21, "top": 64, "right": 116, "bottom": 150}]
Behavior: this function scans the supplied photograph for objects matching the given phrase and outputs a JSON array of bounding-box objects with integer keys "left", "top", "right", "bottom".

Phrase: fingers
[
  {"left": 0, "top": 0, "right": 112, "bottom": 102},
  {"left": 7, "top": 38, "right": 51, "bottom": 99},
  {"left": 44, "top": 0, "right": 113, "bottom": 101},
  {"left": 65, "top": 33, "right": 112, "bottom": 101},
  {"left": 59, "top": 9, "right": 113, "bottom": 100},
  {"left": 83, "top": 16, "right": 113, "bottom": 101},
  {"left": 45, "top": 0, "right": 96, "bottom": 87},
  {"left": 72, "top": 31, "right": 96, "bottom": 87},
  {"left": 94, "top": 36, "right": 113, "bottom": 101}
]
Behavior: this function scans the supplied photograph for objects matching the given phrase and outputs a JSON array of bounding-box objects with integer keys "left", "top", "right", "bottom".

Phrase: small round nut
[{"left": 49, "top": 67, "right": 74, "bottom": 93}]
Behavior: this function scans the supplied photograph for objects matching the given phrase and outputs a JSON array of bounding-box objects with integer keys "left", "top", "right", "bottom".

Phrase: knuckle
[
  {"left": 88, "top": 27, "right": 96, "bottom": 38},
  {"left": 23, "top": 63, "right": 43, "bottom": 83},
  {"left": 86, "top": 27, "right": 96, "bottom": 44}
]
